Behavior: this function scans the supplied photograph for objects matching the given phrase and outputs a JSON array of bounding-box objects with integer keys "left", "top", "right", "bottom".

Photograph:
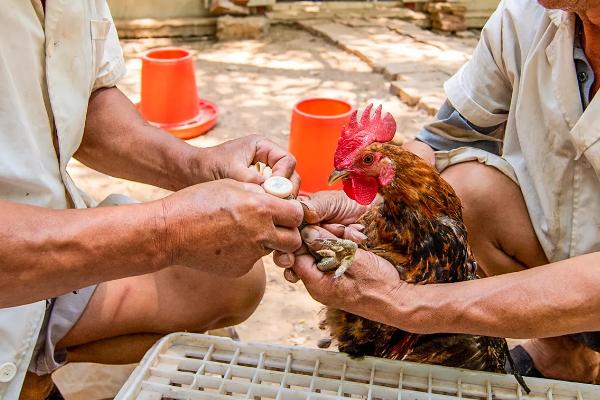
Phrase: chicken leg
[{"left": 311, "top": 238, "right": 358, "bottom": 278}]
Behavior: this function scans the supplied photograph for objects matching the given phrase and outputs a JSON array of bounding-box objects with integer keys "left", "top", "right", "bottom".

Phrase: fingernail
[
  {"left": 354, "top": 232, "right": 368, "bottom": 241},
  {"left": 277, "top": 253, "right": 293, "bottom": 267},
  {"left": 301, "top": 226, "right": 320, "bottom": 243},
  {"left": 284, "top": 268, "right": 299, "bottom": 283},
  {"left": 299, "top": 200, "right": 315, "bottom": 214},
  {"left": 355, "top": 224, "right": 365, "bottom": 232}
]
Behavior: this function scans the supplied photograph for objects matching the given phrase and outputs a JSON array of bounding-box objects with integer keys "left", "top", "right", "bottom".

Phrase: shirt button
[
  {"left": 0, "top": 362, "right": 17, "bottom": 383},
  {"left": 578, "top": 71, "right": 588, "bottom": 82}
]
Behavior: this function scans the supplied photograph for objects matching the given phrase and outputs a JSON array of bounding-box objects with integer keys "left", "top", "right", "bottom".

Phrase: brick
[
  {"left": 425, "top": 2, "right": 466, "bottom": 16},
  {"left": 390, "top": 71, "right": 449, "bottom": 108},
  {"left": 216, "top": 16, "right": 269, "bottom": 40},
  {"left": 418, "top": 93, "right": 446, "bottom": 115},
  {"left": 432, "top": 13, "right": 467, "bottom": 32},
  {"left": 390, "top": 81, "right": 420, "bottom": 107},
  {"left": 210, "top": 0, "right": 249, "bottom": 16},
  {"left": 455, "top": 29, "right": 478, "bottom": 39},
  {"left": 383, "top": 62, "right": 439, "bottom": 80},
  {"left": 115, "top": 18, "right": 217, "bottom": 39}
]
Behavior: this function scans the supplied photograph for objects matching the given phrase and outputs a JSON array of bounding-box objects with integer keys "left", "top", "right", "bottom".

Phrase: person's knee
[
  {"left": 441, "top": 161, "right": 517, "bottom": 226},
  {"left": 441, "top": 161, "right": 546, "bottom": 273},
  {"left": 158, "top": 261, "right": 266, "bottom": 332},
  {"left": 214, "top": 259, "right": 266, "bottom": 327}
]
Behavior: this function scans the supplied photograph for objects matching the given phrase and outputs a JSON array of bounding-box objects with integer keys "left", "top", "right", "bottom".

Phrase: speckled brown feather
[{"left": 324, "top": 143, "right": 508, "bottom": 373}]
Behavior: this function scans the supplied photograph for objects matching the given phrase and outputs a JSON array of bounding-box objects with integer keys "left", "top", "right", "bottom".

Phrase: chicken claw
[{"left": 313, "top": 238, "right": 358, "bottom": 278}]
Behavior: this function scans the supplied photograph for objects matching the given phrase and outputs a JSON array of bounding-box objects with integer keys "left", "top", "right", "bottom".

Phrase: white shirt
[
  {"left": 0, "top": 1, "right": 124, "bottom": 397},
  {"left": 432, "top": 0, "right": 600, "bottom": 263}
]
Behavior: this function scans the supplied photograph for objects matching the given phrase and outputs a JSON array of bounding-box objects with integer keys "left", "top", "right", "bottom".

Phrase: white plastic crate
[{"left": 115, "top": 332, "right": 600, "bottom": 400}]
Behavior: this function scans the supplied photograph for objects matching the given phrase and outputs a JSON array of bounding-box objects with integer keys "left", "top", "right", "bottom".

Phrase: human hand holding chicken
[
  {"left": 275, "top": 104, "right": 532, "bottom": 392},
  {"left": 275, "top": 103, "right": 600, "bottom": 384}
]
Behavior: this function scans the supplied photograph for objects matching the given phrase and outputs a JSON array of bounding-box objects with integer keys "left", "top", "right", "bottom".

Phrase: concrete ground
[
  {"left": 61, "top": 21, "right": 477, "bottom": 398},
  {"left": 68, "top": 23, "right": 446, "bottom": 347}
]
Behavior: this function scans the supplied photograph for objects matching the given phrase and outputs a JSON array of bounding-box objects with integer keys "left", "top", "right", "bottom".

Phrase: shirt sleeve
[
  {"left": 416, "top": 101, "right": 503, "bottom": 155},
  {"left": 416, "top": 0, "right": 518, "bottom": 184},
  {"left": 91, "top": 1, "right": 126, "bottom": 91},
  {"left": 444, "top": 0, "right": 513, "bottom": 127}
]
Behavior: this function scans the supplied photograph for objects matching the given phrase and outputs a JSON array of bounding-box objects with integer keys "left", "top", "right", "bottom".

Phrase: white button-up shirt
[
  {"left": 428, "top": 0, "right": 600, "bottom": 263},
  {"left": 0, "top": 1, "right": 124, "bottom": 397}
]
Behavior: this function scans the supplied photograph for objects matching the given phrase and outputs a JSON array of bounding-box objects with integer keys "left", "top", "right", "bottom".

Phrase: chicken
[{"left": 314, "top": 104, "right": 528, "bottom": 390}]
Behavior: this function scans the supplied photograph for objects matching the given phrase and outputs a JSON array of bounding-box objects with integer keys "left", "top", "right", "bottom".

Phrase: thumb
[
  {"left": 234, "top": 166, "right": 266, "bottom": 185},
  {"left": 292, "top": 254, "right": 326, "bottom": 284},
  {"left": 300, "top": 191, "right": 365, "bottom": 225},
  {"left": 299, "top": 191, "right": 341, "bottom": 225},
  {"left": 300, "top": 225, "right": 338, "bottom": 245}
]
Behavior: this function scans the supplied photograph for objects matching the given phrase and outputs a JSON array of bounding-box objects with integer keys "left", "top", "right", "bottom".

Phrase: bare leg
[
  {"left": 21, "top": 261, "right": 265, "bottom": 396},
  {"left": 442, "top": 162, "right": 548, "bottom": 274},
  {"left": 443, "top": 162, "right": 599, "bottom": 382},
  {"left": 57, "top": 260, "right": 266, "bottom": 360}
]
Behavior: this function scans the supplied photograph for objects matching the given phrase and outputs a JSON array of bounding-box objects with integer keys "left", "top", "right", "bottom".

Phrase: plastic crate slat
[
  {"left": 136, "top": 389, "right": 162, "bottom": 400},
  {"left": 366, "top": 364, "right": 376, "bottom": 400},
  {"left": 247, "top": 352, "right": 267, "bottom": 398},
  {"left": 397, "top": 368, "right": 403, "bottom": 400},
  {"left": 139, "top": 380, "right": 238, "bottom": 400},
  {"left": 219, "top": 347, "right": 242, "bottom": 394},
  {"left": 309, "top": 359, "right": 321, "bottom": 393},
  {"left": 276, "top": 354, "right": 295, "bottom": 400},
  {"left": 114, "top": 333, "right": 600, "bottom": 400}
]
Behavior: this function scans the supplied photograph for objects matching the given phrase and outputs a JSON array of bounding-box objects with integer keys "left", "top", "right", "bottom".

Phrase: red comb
[{"left": 334, "top": 103, "right": 397, "bottom": 170}]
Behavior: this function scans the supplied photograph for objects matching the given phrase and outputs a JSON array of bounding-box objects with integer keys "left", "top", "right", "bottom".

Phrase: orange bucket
[
  {"left": 289, "top": 98, "right": 354, "bottom": 194},
  {"left": 138, "top": 47, "right": 218, "bottom": 140}
]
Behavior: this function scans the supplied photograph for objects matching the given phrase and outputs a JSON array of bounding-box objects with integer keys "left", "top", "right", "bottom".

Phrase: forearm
[
  {"left": 0, "top": 199, "right": 166, "bottom": 307},
  {"left": 76, "top": 87, "right": 209, "bottom": 191},
  {"left": 387, "top": 254, "right": 600, "bottom": 338}
]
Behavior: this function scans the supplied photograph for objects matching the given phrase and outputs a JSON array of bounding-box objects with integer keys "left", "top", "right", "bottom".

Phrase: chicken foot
[{"left": 310, "top": 238, "right": 358, "bottom": 278}]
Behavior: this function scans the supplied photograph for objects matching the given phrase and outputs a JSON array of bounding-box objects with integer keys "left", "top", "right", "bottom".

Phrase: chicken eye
[{"left": 362, "top": 154, "right": 375, "bottom": 165}]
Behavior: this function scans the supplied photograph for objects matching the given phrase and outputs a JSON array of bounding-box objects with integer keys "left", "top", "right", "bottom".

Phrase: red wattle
[{"left": 343, "top": 176, "right": 378, "bottom": 205}]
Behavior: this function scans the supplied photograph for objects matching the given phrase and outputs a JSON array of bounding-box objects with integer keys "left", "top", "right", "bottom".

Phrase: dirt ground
[{"left": 67, "top": 25, "right": 434, "bottom": 349}]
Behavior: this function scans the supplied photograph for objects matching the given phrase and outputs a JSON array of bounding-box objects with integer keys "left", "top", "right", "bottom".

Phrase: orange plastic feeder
[
  {"left": 137, "top": 47, "right": 218, "bottom": 140},
  {"left": 289, "top": 98, "right": 354, "bottom": 194}
]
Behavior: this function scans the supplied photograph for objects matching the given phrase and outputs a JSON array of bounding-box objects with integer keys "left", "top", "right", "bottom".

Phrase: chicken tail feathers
[{"left": 386, "top": 331, "right": 419, "bottom": 360}]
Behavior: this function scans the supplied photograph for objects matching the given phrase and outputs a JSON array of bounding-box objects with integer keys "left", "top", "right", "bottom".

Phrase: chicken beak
[{"left": 328, "top": 169, "right": 350, "bottom": 186}]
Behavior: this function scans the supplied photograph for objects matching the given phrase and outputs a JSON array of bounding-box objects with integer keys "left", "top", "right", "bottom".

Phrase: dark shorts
[
  {"left": 572, "top": 333, "right": 600, "bottom": 352},
  {"left": 28, "top": 286, "right": 97, "bottom": 375}
]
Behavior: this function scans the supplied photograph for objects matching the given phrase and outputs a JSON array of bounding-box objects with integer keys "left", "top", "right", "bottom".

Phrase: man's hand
[
  {"left": 160, "top": 179, "right": 303, "bottom": 277},
  {"left": 285, "top": 225, "right": 410, "bottom": 324},
  {"left": 79, "top": 89, "right": 300, "bottom": 193},
  {"left": 299, "top": 190, "right": 368, "bottom": 226},
  {"left": 196, "top": 135, "right": 301, "bottom": 194},
  {"left": 273, "top": 191, "right": 368, "bottom": 271}
]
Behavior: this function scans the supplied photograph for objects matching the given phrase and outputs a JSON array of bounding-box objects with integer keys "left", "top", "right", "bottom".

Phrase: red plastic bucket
[
  {"left": 289, "top": 98, "right": 354, "bottom": 194},
  {"left": 138, "top": 47, "right": 218, "bottom": 140}
]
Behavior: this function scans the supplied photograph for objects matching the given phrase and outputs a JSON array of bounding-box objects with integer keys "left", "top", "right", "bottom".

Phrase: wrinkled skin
[{"left": 161, "top": 179, "right": 304, "bottom": 277}]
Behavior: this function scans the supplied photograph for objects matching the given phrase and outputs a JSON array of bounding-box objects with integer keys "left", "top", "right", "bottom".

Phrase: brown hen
[{"left": 316, "top": 104, "right": 527, "bottom": 389}]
